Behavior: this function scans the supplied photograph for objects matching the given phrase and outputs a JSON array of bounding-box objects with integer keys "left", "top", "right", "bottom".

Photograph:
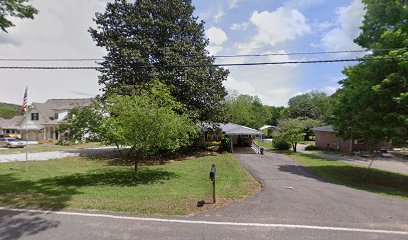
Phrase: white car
[{"left": 0, "top": 138, "right": 26, "bottom": 148}]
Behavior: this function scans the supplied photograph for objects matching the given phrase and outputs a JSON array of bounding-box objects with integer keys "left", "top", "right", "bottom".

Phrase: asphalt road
[{"left": 1, "top": 150, "right": 407, "bottom": 240}]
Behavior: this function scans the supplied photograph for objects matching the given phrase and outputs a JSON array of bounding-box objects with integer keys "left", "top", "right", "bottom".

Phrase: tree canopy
[
  {"left": 60, "top": 81, "right": 199, "bottom": 179},
  {"left": 89, "top": 0, "right": 229, "bottom": 122},
  {"left": 0, "top": 0, "right": 37, "bottom": 32},
  {"left": 282, "top": 91, "right": 334, "bottom": 123},
  {"left": 333, "top": 0, "right": 408, "bottom": 147}
]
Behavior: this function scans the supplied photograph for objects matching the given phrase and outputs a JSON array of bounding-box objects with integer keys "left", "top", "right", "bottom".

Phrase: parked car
[{"left": 0, "top": 138, "right": 26, "bottom": 148}]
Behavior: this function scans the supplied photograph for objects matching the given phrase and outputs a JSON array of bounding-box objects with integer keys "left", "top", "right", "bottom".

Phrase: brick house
[{"left": 311, "top": 125, "right": 368, "bottom": 153}]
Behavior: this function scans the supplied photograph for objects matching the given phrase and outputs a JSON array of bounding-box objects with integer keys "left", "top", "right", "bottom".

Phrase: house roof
[
  {"left": 0, "top": 115, "right": 23, "bottom": 129},
  {"left": 311, "top": 125, "right": 336, "bottom": 133},
  {"left": 32, "top": 98, "right": 92, "bottom": 124},
  {"left": 201, "top": 123, "right": 264, "bottom": 136}
]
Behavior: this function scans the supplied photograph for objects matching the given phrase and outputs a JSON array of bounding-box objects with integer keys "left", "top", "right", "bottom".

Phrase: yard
[
  {"left": 287, "top": 152, "right": 408, "bottom": 200},
  {"left": 0, "top": 142, "right": 102, "bottom": 155},
  {"left": 0, "top": 152, "right": 259, "bottom": 215}
]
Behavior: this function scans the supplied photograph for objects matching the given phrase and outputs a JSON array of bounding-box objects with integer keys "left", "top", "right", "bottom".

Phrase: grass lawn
[
  {"left": 0, "top": 142, "right": 103, "bottom": 155},
  {"left": 286, "top": 152, "right": 408, "bottom": 200},
  {"left": 0, "top": 153, "right": 259, "bottom": 215},
  {"left": 255, "top": 140, "right": 274, "bottom": 151}
]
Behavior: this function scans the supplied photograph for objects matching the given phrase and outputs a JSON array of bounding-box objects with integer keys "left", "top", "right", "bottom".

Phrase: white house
[{"left": 0, "top": 98, "right": 92, "bottom": 141}]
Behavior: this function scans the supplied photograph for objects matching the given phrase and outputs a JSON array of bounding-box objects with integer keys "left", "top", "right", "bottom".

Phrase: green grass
[
  {"left": 255, "top": 140, "right": 274, "bottom": 151},
  {"left": 0, "top": 153, "right": 258, "bottom": 215},
  {"left": 286, "top": 152, "right": 408, "bottom": 200},
  {"left": 0, "top": 142, "right": 103, "bottom": 155}
]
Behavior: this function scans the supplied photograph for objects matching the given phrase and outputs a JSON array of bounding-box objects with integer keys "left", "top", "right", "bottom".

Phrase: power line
[
  {"left": 0, "top": 56, "right": 406, "bottom": 70},
  {"left": 0, "top": 47, "right": 405, "bottom": 62}
]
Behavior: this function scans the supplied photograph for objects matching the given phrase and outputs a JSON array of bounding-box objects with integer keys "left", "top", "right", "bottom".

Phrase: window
[
  {"left": 54, "top": 112, "right": 59, "bottom": 120},
  {"left": 31, "top": 113, "right": 39, "bottom": 121}
]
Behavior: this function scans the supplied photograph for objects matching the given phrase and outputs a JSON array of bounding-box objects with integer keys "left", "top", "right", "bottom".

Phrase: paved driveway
[
  {"left": 0, "top": 147, "right": 117, "bottom": 163},
  {"left": 194, "top": 151, "right": 408, "bottom": 231}
]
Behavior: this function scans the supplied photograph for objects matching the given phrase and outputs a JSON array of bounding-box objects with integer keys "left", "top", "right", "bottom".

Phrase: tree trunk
[{"left": 292, "top": 142, "right": 297, "bottom": 152}]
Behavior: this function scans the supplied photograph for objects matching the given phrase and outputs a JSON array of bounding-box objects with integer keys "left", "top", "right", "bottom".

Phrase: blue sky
[{"left": 0, "top": 0, "right": 366, "bottom": 106}]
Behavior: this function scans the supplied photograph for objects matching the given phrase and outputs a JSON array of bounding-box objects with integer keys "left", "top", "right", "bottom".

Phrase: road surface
[{"left": 0, "top": 150, "right": 407, "bottom": 240}]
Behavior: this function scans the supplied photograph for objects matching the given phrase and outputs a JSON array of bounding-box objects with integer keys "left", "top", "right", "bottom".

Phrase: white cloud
[
  {"left": 264, "top": 50, "right": 298, "bottom": 67},
  {"left": 223, "top": 63, "right": 302, "bottom": 106},
  {"left": 230, "top": 22, "right": 249, "bottom": 31},
  {"left": 213, "top": 9, "right": 225, "bottom": 23},
  {"left": 321, "top": 0, "right": 366, "bottom": 55},
  {"left": 206, "top": 27, "right": 228, "bottom": 55},
  {"left": 206, "top": 27, "right": 228, "bottom": 45},
  {"left": 235, "top": 7, "right": 311, "bottom": 54},
  {"left": 227, "top": 0, "right": 240, "bottom": 9},
  {"left": 0, "top": 0, "right": 106, "bottom": 104}
]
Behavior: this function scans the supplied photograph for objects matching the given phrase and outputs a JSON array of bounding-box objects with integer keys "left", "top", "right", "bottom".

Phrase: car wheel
[{"left": 7, "top": 144, "right": 11, "bottom": 148}]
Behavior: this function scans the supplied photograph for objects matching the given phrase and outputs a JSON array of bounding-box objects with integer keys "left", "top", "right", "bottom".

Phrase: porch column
[{"left": 43, "top": 128, "right": 47, "bottom": 141}]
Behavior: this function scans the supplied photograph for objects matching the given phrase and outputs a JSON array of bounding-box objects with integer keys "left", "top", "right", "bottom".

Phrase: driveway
[
  {"left": 194, "top": 151, "right": 408, "bottom": 230},
  {"left": 0, "top": 147, "right": 117, "bottom": 163},
  {"left": 1, "top": 150, "right": 407, "bottom": 240}
]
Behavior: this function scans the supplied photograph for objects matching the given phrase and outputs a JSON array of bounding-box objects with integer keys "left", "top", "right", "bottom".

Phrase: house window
[
  {"left": 54, "top": 113, "right": 59, "bottom": 120},
  {"left": 31, "top": 113, "right": 39, "bottom": 121},
  {"left": 354, "top": 139, "right": 365, "bottom": 144}
]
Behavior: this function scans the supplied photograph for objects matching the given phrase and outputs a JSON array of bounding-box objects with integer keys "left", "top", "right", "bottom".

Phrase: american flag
[{"left": 22, "top": 87, "right": 28, "bottom": 113}]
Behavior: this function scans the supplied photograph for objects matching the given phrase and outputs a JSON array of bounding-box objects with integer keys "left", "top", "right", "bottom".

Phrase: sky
[{"left": 0, "top": 0, "right": 366, "bottom": 106}]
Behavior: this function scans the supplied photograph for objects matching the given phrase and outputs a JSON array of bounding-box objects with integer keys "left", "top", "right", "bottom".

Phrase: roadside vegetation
[
  {"left": 287, "top": 152, "right": 408, "bottom": 200},
  {"left": 0, "top": 153, "right": 259, "bottom": 215},
  {"left": 0, "top": 102, "right": 21, "bottom": 119}
]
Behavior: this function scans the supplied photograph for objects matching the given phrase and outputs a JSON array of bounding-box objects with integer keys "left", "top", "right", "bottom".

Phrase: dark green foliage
[
  {"left": 219, "top": 135, "right": 231, "bottom": 152},
  {"left": 0, "top": 0, "right": 38, "bottom": 32},
  {"left": 272, "top": 137, "right": 291, "bottom": 150},
  {"left": 225, "top": 91, "right": 284, "bottom": 129},
  {"left": 305, "top": 145, "right": 319, "bottom": 151},
  {"left": 333, "top": 0, "right": 408, "bottom": 147},
  {"left": 89, "top": 0, "right": 229, "bottom": 122},
  {"left": 0, "top": 102, "right": 21, "bottom": 119},
  {"left": 282, "top": 91, "right": 335, "bottom": 123}
]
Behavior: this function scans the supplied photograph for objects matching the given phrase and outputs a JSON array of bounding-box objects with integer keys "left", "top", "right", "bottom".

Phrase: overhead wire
[
  {"left": 0, "top": 55, "right": 407, "bottom": 70},
  {"left": 0, "top": 47, "right": 405, "bottom": 62}
]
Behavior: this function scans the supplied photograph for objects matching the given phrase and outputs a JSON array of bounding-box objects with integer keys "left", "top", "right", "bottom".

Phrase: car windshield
[{"left": 6, "top": 138, "right": 18, "bottom": 142}]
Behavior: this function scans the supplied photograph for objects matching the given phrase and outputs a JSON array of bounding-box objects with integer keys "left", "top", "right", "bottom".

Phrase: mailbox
[{"left": 209, "top": 164, "right": 217, "bottom": 181}]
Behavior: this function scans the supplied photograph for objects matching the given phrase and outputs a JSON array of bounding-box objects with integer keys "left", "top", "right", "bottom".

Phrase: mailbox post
[{"left": 209, "top": 164, "right": 217, "bottom": 203}]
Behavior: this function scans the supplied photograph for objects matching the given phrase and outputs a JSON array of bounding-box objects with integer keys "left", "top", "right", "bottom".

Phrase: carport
[{"left": 216, "top": 123, "right": 264, "bottom": 153}]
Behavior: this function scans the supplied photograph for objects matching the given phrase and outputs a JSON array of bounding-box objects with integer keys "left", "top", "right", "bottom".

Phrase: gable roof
[
  {"left": 311, "top": 125, "right": 336, "bottom": 133},
  {"left": 201, "top": 123, "right": 264, "bottom": 136},
  {"left": 31, "top": 98, "right": 92, "bottom": 124},
  {"left": 0, "top": 115, "right": 24, "bottom": 129}
]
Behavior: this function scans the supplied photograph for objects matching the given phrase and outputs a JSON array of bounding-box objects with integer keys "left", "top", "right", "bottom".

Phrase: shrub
[
  {"left": 219, "top": 135, "right": 231, "bottom": 153},
  {"left": 272, "top": 137, "right": 291, "bottom": 150},
  {"left": 305, "top": 145, "right": 319, "bottom": 151}
]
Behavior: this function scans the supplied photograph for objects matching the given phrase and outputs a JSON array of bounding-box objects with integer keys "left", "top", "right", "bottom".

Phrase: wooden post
[
  {"left": 212, "top": 179, "right": 216, "bottom": 203},
  {"left": 230, "top": 136, "right": 233, "bottom": 153}
]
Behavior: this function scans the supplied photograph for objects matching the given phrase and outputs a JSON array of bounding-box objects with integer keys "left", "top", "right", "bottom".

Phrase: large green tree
[
  {"left": 0, "top": 0, "right": 37, "bottom": 32},
  {"left": 61, "top": 81, "right": 199, "bottom": 180},
  {"left": 273, "top": 118, "right": 322, "bottom": 152},
  {"left": 333, "top": 0, "right": 408, "bottom": 147},
  {"left": 89, "top": 0, "right": 229, "bottom": 122},
  {"left": 282, "top": 91, "right": 334, "bottom": 123},
  {"left": 225, "top": 93, "right": 269, "bottom": 129}
]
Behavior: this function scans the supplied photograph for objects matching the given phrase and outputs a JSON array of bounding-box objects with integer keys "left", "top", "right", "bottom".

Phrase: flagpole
[{"left": 25, "top": 110, "right": 28, "bottom": 173}]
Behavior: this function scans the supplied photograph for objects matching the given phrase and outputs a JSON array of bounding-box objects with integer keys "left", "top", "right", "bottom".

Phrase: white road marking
[{"left": 1, "top": 207, "right": 407, "bottom": 235}]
